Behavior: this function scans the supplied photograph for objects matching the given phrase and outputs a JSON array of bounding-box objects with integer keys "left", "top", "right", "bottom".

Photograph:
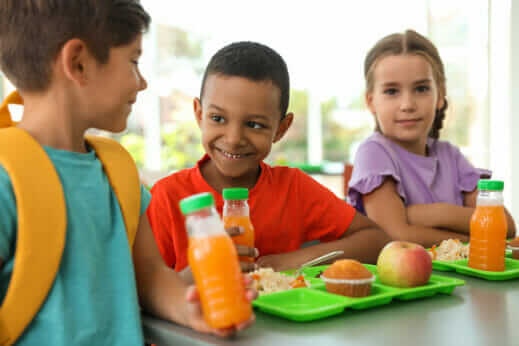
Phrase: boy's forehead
[{"left": 202, "top": 74, "right": 282, "bottom": 116}]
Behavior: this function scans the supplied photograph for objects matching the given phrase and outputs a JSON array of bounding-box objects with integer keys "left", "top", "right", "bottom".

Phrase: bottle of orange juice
[
  {"left": 468, "top": 180, "right": 508, "bottom": 272},
  {"left": 223, "top": 188, "right": 255, "bottom": 263},
  {"left": 180, "top": 193, "right": 252, "bottom": 328}
]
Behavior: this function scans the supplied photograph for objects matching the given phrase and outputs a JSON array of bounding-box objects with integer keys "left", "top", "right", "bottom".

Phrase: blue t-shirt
[{"left": 0, "top": 145, "right": 151, "bottom": 345}]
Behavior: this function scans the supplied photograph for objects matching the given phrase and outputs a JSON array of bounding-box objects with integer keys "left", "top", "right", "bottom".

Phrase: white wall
[
  {"left": 489, "top": 0, "right": 519, "bottom": 219},
  {"left": 510, "top": 0, "right": 519, "bottom": 220}
]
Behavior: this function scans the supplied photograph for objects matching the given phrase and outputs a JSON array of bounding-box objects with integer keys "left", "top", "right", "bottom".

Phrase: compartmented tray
[
  {"left": 430, "top": 243, "right": 513, "bottom": 272},
  {"left": 431, "top": 257, "right": 519, "bottom": 280},
  {"left": 252, "top": 264, "right": 464, "bottom": 322}
]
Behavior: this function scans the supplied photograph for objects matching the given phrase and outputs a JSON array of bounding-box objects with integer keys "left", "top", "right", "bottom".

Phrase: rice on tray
[
  {"left": 251, "top": 268, "right": 305, "bottom": 295},
  {"left": 429, "top": 239, "right": 469, "bottom": 261}
]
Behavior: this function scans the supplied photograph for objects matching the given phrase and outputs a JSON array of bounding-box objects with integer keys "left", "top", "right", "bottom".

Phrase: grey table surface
[{"left": 142, "top": 270, "right": 519, "bottom": 346}]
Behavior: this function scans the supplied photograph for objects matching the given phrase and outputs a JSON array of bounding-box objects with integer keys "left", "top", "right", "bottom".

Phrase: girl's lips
[{"left": 396, "top": 119, "right": 422, "bottom": 126}]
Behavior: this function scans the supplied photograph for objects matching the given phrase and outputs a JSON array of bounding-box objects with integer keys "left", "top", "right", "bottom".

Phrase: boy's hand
[
  {"left": 183, "top": 274, "right": 257, "bottom": 337},
  {"left": 226, "top": 226, "right": 259, "bottom": 272},
  {"left": 256, "top": 253, "right": 298, "bottom": 272}
]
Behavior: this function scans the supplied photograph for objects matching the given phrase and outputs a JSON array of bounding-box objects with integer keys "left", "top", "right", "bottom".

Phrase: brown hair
[
  {"left": 0, "top": 0, "right": 151, "bottom": 92},
  {"left": 364, "top": 29, "right": 447, "bottom": 139}
]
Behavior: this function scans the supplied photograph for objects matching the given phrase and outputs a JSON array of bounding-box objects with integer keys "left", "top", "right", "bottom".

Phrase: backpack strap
[
  {"left": 0, "top": 127, "right": 67, "bottom": 345},
  {"left": 0, "top": 91, "right": 22, "bottom": 128},
  {"left": 85, "top": 135, "right": 141, "bottom": 252}
]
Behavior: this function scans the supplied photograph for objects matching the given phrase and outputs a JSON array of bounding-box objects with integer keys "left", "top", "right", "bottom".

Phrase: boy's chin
[
  {"left": 96, "top": 121, "right": 128, "bottom": 133},
  {"left": 214, "top": 163, "right": 257, "bottom": 180}
]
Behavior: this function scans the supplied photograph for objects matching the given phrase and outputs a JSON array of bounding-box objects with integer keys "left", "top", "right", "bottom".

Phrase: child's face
[
  {"left": 85, "top": 34, "right": 147, "bottom": 132},
  {"left": 195, "top": 75, "right": 291, "bottom": 182},
  {"left": 366, "top": 54, "right": 444, "bottom": 150}
]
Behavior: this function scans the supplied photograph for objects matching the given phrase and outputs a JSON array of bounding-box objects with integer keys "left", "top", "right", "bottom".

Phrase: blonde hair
[{"left": 364, "top": 29, "right": 447, "bottom": 139}]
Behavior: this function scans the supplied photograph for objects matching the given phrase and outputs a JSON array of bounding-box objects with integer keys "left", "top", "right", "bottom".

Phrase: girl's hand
[
  {"left": 183, "top": 275, "right": 257, "bottom": 337},
  {"left": 226, "top": 226, "right": 259, "bottom": 272}
]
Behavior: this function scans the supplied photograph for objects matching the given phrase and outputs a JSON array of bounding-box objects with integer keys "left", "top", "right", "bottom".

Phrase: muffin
[
  {"left": 321, "top": 259, "right": 375, "bottom": 297},
  {"left": 508, "top": 237, "right": 519, "bottom": 260}
]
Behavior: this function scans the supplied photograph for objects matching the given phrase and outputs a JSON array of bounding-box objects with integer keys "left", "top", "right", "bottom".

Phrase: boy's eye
[
  {"left": 210, "top": 115, "right": 225, "bottom": 123},
  {"left": 246, "top": 121, "right": 266, "bottom": 129},
  {"left": 383, "top": 88, "right": 398, "bottom": 95}
]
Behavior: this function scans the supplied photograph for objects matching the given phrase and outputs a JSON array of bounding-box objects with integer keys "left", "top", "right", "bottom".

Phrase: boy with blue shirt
[{"left": 0, "top": 1, "right": 254, "bottom": 344}]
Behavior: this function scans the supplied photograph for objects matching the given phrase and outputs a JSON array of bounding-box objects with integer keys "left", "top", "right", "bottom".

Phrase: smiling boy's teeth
[{"left": 221, "top": 149, "right": 243, "bottom": 159}]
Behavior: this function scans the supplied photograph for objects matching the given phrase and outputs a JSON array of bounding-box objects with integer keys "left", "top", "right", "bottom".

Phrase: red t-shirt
[{"left": 147, "top": 155, "right": 357, "bottom": 271}]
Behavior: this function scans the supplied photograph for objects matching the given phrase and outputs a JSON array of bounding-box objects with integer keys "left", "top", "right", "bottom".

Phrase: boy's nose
[
  {"left": 139, "top": 76, "right": 148, "bottom": 91},
  {"left": 138, "top": 71, "right": 147, "bottom": 91},
  {"left": 225, "top": 124, "right": 245, "bottom": 146}
]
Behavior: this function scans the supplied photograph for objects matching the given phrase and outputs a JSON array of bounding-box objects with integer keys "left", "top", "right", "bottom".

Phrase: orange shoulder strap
[
  {"left": 85, "top": 135, "right": 141, "bottom": 250},
  {"left": 0, "top": 91, "right": 22, "bottom": 127},
  {"left": 0, "top": 127, "right": 67, "bottom": 345}
]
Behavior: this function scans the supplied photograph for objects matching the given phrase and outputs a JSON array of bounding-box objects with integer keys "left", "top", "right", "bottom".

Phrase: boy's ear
[
  {"left": 193, "top": 97, "right": 203, "bottom": 127},
  {"left": 273, "top": 112, "right": 294, "bottom": 143},
  {"left": 59, "top": 39, "right": 91, "bottom": 86}
]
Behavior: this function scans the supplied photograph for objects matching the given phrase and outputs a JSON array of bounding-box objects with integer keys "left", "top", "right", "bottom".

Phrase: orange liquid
[
  {"left": 223, "top": 215, "right": 255, "bottom": 263},
  {"left": 468, "top": 206, "right": 507, "bottom": 271},
  {"left": 188, "top": 234, "right": 252, "bottom": 328}
]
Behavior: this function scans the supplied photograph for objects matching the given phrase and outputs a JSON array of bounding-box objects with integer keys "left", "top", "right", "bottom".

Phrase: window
[
  {"left": 0, "top": 0, "right": 491, "bottom": 190},
  {"left": 135, "top": 0, "right": 489, "bottom": 174}
]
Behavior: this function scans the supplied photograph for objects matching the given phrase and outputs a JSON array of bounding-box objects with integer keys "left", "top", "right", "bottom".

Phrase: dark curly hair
[
  {"left": 199, "top": 41, "right": 290, "bottom": 119},
  {"left": 364, "top": 29, "right": 447, "bottom": 139}
]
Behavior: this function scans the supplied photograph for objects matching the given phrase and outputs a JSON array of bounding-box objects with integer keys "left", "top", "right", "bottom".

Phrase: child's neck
[
  {"left": 17, "top": 91, "right": 89, "bottom": 153},
  {"left": 387, "top": 135, "right": 429, "bottom": 156},
  {"left": 200, "top": 159, "right": 261, "bottom": 194}
]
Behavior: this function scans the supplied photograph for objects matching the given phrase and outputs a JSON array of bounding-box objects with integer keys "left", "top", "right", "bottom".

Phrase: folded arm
[
  {"left": 256, "top": 212, "right": 391, "bottom": 270},
  {"left": 362, "top": 178, "right": 469, "bottom": 248},
  {"left": 406, "top": 189, "right": 516, "bottom": 238}
]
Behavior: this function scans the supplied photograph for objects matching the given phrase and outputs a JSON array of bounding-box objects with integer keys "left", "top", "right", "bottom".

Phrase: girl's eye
[
  {"left": 416, "top": 85, "right": 430, "bottom": 93},
  {"left": 383, "top": 88, "right": 398, "bottom": 95},
  {"left": 131, "top": 60, "right": 139, "bottom": 66},
  {"left": 210, "top": 115, "right": 225, "bottom": 123},
  {"left": 246, "top": 121, "right": 265, "bottom": 129}
]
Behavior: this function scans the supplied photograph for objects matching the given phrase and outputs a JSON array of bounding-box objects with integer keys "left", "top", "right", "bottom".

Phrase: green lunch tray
[
  {"left": 431, "top": 257, "right": 519, "bottom": 280},
  {"left": 252, "top": 264, "right": 464, "bottom": 322},
  {"left": 433, "top": 251, "right": 512, "bottom": 271},
  {"left": 429, "top": 244, "right": 513, "bottom": 271}
]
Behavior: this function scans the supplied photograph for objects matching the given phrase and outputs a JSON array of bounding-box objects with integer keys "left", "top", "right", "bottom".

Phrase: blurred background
[{"left": 2, "top": 0, "right": 519, "bottom": 213}]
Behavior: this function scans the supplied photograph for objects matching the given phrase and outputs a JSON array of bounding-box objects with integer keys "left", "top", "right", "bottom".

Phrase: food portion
[
  {"left": 507, "top": 237, "right": 519, "bottom": 260},
  {"left": 321, "top": 259, "right": 374, "bottom": 298},
  {"left": 429, "top": 239, "right": 469, "bottom": 261},
  {"left": 377, "top": 241, "right": 432, "bottom": 288},
  {"left": 251, "top": 268, "right": 307, "bottom": 295}
]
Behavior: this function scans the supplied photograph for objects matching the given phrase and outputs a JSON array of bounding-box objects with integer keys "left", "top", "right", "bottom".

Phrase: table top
[{"left": 142, "top": 270, "right": 519, "bottom": 346}]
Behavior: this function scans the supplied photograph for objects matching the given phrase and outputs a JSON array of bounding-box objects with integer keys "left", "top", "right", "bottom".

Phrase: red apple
[{"left": 376, "top": 241, "right": 432, "bottom": 288}]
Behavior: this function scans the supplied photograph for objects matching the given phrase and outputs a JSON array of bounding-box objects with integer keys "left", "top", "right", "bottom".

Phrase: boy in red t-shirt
[{"left": 147, "top": 42, "right": 390, "bottom": 273}]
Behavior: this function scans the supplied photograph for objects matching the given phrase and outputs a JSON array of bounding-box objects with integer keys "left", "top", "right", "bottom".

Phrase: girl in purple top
[{"left": 348, "top": 29, "right": 516, "bottom": 247}]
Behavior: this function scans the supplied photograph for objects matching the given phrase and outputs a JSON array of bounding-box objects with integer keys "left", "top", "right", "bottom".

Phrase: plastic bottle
[
  {"left": 468, "top": 180, "right": 508, "bottom": 272},
  {"left": 180, "top": 192, "right": 252, "bottom": 328},
  {"left": 223, "top": 188, "right": 255, "bottom": 263}
]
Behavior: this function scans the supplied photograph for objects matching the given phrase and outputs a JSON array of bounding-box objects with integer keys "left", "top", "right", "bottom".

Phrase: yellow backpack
[{"left": 0, "top": 91, "right": 141, "bottom": 345}]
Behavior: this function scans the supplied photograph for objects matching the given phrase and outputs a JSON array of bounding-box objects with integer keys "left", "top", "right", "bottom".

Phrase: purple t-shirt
[{"left": 348, "top": 132, "right": 490, "bottom": 214}]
